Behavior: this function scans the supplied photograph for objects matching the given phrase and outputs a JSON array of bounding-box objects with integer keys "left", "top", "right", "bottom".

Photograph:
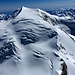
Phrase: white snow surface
[{"left": 0, "top": 6, "right": 75, "bottom": 75}]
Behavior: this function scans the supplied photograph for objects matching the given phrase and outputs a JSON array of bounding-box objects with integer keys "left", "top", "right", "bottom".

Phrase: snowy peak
[
  {"left": 12, "top": 6, "right": 28, "bottom": 18},
  {"left": 0, "top": 6, "right": 75, "bottom": 75},
  {"left": 12, "top": 7, "right": 22, "bottom": 18},
  {"left": 12, "top": 6, "right": 58, "bottom": 26},
  {"left": 13, "top": 6, "right": 32, "bottom": 18}
]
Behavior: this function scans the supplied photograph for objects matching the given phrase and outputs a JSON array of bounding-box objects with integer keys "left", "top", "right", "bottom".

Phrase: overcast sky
[{"left": 0, "top": 0, "right": 75, "bottom": 12}]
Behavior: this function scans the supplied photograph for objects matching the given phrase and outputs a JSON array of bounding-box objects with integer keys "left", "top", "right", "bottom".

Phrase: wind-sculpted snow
[{"left": 0, "top": 6, "right": 75, "bottom": 75}]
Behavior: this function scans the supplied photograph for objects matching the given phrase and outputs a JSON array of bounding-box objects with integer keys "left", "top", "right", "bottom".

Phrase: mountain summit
[{"left": 0, "top": 6, "right": 75, "bottom": 75}]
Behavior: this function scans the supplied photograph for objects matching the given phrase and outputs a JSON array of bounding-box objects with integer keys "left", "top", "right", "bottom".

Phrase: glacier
[{"left": 0, "top": 6, "right": 75, "bottom": 75}]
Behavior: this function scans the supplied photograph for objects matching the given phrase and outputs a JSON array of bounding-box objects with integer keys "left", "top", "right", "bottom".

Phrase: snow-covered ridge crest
[
  {"left": 13, "top": 6, "right": 58, "bottom": 26},
  {"left": 0, "top": 6, "right": 75, "bottom": 75},
  {"left": 13, "top": 6, "right": 29, "bottom": 18}
]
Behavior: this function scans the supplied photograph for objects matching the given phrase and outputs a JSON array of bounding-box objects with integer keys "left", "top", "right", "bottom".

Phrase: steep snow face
[{"left": 0, "top": 6, "right": 75, "bottom": 75}]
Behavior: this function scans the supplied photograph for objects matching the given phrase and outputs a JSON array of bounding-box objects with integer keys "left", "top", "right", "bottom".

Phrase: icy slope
[{"left": 0, "top": 6, "right": 75, "bottom": 75}]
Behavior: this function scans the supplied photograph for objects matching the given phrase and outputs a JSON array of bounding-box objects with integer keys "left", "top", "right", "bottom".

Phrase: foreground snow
[{"left": 0, "top": 6, "right": 75, "bottom": 75}]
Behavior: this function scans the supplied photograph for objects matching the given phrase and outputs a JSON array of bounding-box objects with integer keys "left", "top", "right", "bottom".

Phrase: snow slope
[{"left": 0, "top": 6, "right": 75, "bottom": 75}]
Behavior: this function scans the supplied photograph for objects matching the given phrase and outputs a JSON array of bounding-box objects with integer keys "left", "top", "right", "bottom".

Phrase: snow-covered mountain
[{"left": 0, "top": 6, "right": 75, "bottom": 75}]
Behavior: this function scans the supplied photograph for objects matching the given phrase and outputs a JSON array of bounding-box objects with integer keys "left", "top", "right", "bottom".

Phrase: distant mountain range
[
  {"left": 47, "top": 8, "right": 75, "bottom": 19},
  {"left": 0, "top": 11, "right": 13, "bottom": 20}
]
